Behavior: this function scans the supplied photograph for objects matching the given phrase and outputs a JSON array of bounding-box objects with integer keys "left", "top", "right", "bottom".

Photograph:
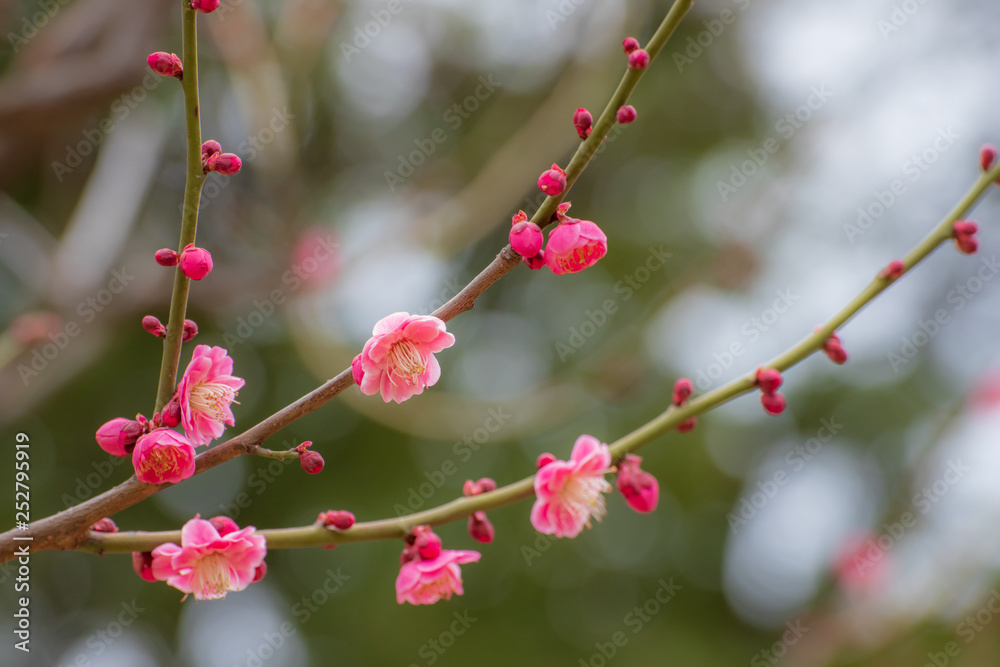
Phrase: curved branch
[{"left": 82, "top": 168, "right": 1000, "bottom": 555}]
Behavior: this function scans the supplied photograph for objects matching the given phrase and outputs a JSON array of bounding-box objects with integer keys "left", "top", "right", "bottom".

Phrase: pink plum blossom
[
  {"left": 358, "top": 313, "right": 455, "bottom": 404},
  {"left": 176, "top": 345, "right": 245, "bottom": 446},
  {"left": 530, "top": 434, "right": 612, "bottom": 538},
  {"left": 509, "top": 210, "right": 543, "bottom": 258},
  {"left": 151, "top": 516, "right": 266, "bottom": 600},
  {"left": 543, "top": 218, "right": 608, "bottom": 275},
  {"left": 537, "top": 164, "right": 567, "bottom": 196},
  {"left": 396, "top": 546, "right": 481, "bottom": 606},
  {"left": 132, "top": 429, "right": 196, "bottom": 484}
]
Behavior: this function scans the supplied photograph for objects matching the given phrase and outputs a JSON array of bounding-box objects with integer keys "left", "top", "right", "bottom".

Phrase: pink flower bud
[
  {"left": 182, "top": 319, "right": 199, "bottom": 342},
  {"left": 573, "top": 108, "right": 593, "bottom": 139},
  {"left": 414, "top": 528, "right": 442, "bottom": 560},
  {"left": 616, "top": 454, "right": 659, "bottom": 513},
  {"left": 202, "top": 140, "right": 222, "bottom": 160},
  {"left": 523, "top": 254, "right": 546, "bottom": 270},
  {"left": 253, "top": 562, "right": 267, "bottom": 582},
  {"left": 953, "top": 220, "right": 979, "bottom": 255},
  {"left": 179, "top": 244, "right": 213, "bottom": 280},
  {"left": 672, "top": 378, "right": 693, "bottom": 406},
  {"left": 677, "top": 417, "right": 697, "bottom": 433},
  {"left": 190, "top": 0, "right": 220, "bottom": 13},
  {"left": 319, "top": 510, "right": 356, "bottom": 530},
  {"left": 477, "top": 477, "right": 497, "bottom": 493},
  {"left": 981, "top": 144, "right": 997, "bottom": 171},
  {"left": 622, "top": 36, "right": 640, "bottom": 54},
  {"left": 822, "top": 333, "right": 848, "bottom": 365},
  {"left": 755, "top": 368, "right": 783, "bottom": 394},
  {"left": 206, "top": 153, "right": 243, "bottom": 175},
  {"left": 537, "top": 164, "right": 567, "bottom": 196},
  {"left": 209, "top": 515, "right": 239, "bottom": 536},
  {"left": 878, "top": 260, "right": 905, "bottom": 281},
  {"left": 760, "top": 392, "right": 787, "bottom": 415},
  {"left": 91, "top": 518, "right": 118, "bottom": 533},
  {"left": 297, "top": 441, "right": 325, "bottom": 474},
  {"left": 468, "top": 511, "right": 495, "bottom": 543},
  {"left": 132, "top": 551, "right": 157, "bottom": 582},
  {"left": 155, "top": 248, "right": 179, "bottom": 266},
  {"left": 462, "top": 477, "right": 497, "bottom": 496},
  {"left": 510, "top": 220, "right": 544, "bottom": 258},
  {"left": 616, "top": 105, "right": 637, "bottom": 124},
  {"left": 147, "top": 52, "right": 182, "bottom": 78},
  {"left": 628, "top": 48, "right": 650, "bottom": 69},
  {"left": 95, "top": 417, "right": 144, "bottom": 457},
  {"left": 142, "top": 315, "right": 166, "bottom": 338},
  {"left": 351, "top": 353, "right": 365, "bottom": 385},
  {"left": 954, "top": 220, "right": 979, "bottom": 236},
  {"left": 161, "top": 396, "right": 182, "bottom": 428},
  {"left": 537, "top": 452, "right": 557, "bottom": 469}
]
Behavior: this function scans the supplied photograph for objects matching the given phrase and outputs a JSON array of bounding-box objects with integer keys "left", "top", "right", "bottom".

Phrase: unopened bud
[
  {"left": 142, "top": 315, "right": 166, "bottom": 338},
  {"left": 573, "top": 107, "right": 593, "bottom": 140},
  {"left": 628, "top": 48, "right": 650, "bottom": 69},
  {"left": 147, "top": 52, "right": 182, "bottom": 78},
  {"left": 672, "top": 378, "right": 693, "bottom": 406},
  {"left": 319, "top": 510, "right": 356, "bottom": 530},
  {"left": 760, "top": 392, "right": 787, "bottom": 415},
  {"left": 132, "top": 551, "right": 157, "bottom": 582},
  {"left": 154, "top": 248, "right": 179, "bottom": 266},
  {"left": 209, "top": 515, "right": 239, "bottom": 536},
  {"left": 468, "top": 511, "right": 495, "bottom": 543},
  {"left": 622, "top": 36, "right": 640, "bottom": 54},
  {"left": 182, "top": 319, "right": 198, "bottom": 342},
  {"left": 91, "top": 518, "right": 118, "bottom": 533},
  {"left": 616, "top": 105, "right": 637, "bottom": 124},
  {"left": 755, "top": 368, "right": 783, "bottom": 394}
]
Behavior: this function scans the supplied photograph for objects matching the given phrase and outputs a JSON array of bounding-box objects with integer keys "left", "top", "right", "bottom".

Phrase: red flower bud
[
  {"left": 616, "top": 105, "right": 637, "bottom": 124},
  {"left": 319, "top": 510, "right": 356, "bottom": 530},
  {"left": 755, "top": 368, "right": 783, "bottom": 394},
  {"left": 822, "top": 333, "right": 848, "bottom": 365},
  {"left": 878, "top": 260, "right": 905, "bottom": 281},
  {"left": 91, "top": 518, "right": 118, "bottom": 533},
  {"left": 760, "top": 392, "right": 787, "bottom": 415},
  {"left": 155, "top": 248, "right": 179, "bottom": 266},
  {"left": 179, "top": 244, "right": 213, "bottom": 280},
  {"left": 161, "top": 396, "right": 182, "bottom": 428},
  {"left": 573, "top": 107, "right": 593, "bottom": 140},
  {"left": 537, "top": 164, "right": 567, "bottom": 196},
  {"left": 523, "top": 253, "right": 546, "bottom": 270},
  {"left": 980, "top": 144, "right": 997, "bottom": 171},
  {"left": 132, "top": 551, "right": 157, "bottom": 582},
  {"left": 147, "top": 52, "right": 183, "bottom": 78},
  {"left": 209, "top": 515, "right": 239, "bottom": 536},
  {"left": 190, "top": 0, "right": 220, "bottom": 13},
  {"left": 297, "top": 441, "right": 324, "bottom": 474},
  {"left": 468, "top": 511, "right": 495, "bottom": 543},
  {"left": 182, "top": 319, "right": 199, "bottom": 342},
  {"left": 622, "top": 37, "right": 640, "bottom": 54},
  {"left": 677, "top": 417, "right": 697, "bottom": 433},
  {"left": 628, "top": 49, "right": 650, "bottom": 69},
  {"left": 142, "top": 315, "right": 166, "bottom": 338},
  {"left": 672, "top": 378, "right": 693, "bottom": 406}
]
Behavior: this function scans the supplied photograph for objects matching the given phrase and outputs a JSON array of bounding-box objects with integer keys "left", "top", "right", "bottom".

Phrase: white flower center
[
  {"left": 190, "top": 381, "right": 238, "bottom": 420},
  {"left": 388, "top": 340, "right": 426, "bottom": 385},
  {"left": 193, "top": 553, "right": 234, "bottom": 600},
  {"left": 562, "top": 474, "right": 612, "bottom": 528}
]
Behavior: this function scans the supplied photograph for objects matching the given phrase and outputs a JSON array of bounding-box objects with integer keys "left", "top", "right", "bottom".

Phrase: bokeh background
[{"left": 2, "top": 0, "right": 1000, "bottom": 664}]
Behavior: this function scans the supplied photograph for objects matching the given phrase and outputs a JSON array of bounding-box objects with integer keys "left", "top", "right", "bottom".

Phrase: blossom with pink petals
[
  {"left": 537, "top": 164, "right": 567, "bottom": 196},
  {"left": 176, "top": 345, "right": 245, "bottom": 446},
  {"left": 396, "top": 545, "right": 481, "bottom": 605},
  {"left": 179, "top": 244, "right": 213, "bottom": 280},
  {"left": 616, "top": 454, "right": 659, "bottom": 513},
  {"left": 530, "top": 434, "right": 612, "bottom": 538},
  {"left": 151, "top": 516, "right": 266, "bottom": 600},
  {"left": 543, "top": 218, "right": 608, "bottom": 275},
  {"left": 358, "top": 313, "right": 455, "bottom": 404},
  {"left": 509, "top": 210, "right": 543, "bottom": 258},
  {"left": 132, "top": 429, "right": 196, "bottom": 484}
]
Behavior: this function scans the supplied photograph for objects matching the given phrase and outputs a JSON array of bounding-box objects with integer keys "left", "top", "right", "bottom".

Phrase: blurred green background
[{"left": 2, "top": 0, "right": 1000, "bottom": 664}]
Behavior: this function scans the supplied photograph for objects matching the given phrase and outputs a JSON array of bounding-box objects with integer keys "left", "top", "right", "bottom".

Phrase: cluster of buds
[
  {"left": 141, "top": 315, "right": 198, "bottom": 342},
  {"left": 615, "top": 454, "right": 659, "bottom": 513},
  {"left": 201, "top": 140, "right": 242, "bottom": 176},
  {"left": 755, "top": 368, "right": 786, "bottom": 415},
  {"left": 296, "top": 441, "right": 325, "bottom": 474},
  {"left": 822, "top": 331, "right": 848, "bottom": 365},
  {"left": 953, "top": 220, "right": 979, "bottom": 255},
  {"left": 462, "top": 478, "right": 497, "bottom": 543},
  {"left": 623, "top": 37, "right": 650, "bottom": 69},
  {"left": 672, "top": 377, "right": 697, "bottom": 433}
]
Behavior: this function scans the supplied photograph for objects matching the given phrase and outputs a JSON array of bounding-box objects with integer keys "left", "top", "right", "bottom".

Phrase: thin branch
[
  {"left": 153, "top": 3, "right": 206, "bottom": 413},
  {"left": 0, "top": 0, "right": 695, "bottom": 562},
  {"left": 81, "top": 169, "right": 999, "bottom": 555}
]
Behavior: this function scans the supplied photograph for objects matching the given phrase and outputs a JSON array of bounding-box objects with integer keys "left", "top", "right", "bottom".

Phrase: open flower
[
  {"left": 176, "top": 345, "right": 245, "bottom": 446},
  {"left": 132, "top": 429, "right": 196, "bottom": 484},
  {"left": 151, "top": 516, "right": 266, "bottom": 600},
  {"left": 358, "top": 313, "right": 455, "bottom": 404},
  {"left": 396, "top": 540, "right": 481, "bottom": 606},
  {"left": 543, "top": 218, "right": 607, "bottom": 275},
  {"left": 531, "top": 434, "right": 612, "bottom": 538}
]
